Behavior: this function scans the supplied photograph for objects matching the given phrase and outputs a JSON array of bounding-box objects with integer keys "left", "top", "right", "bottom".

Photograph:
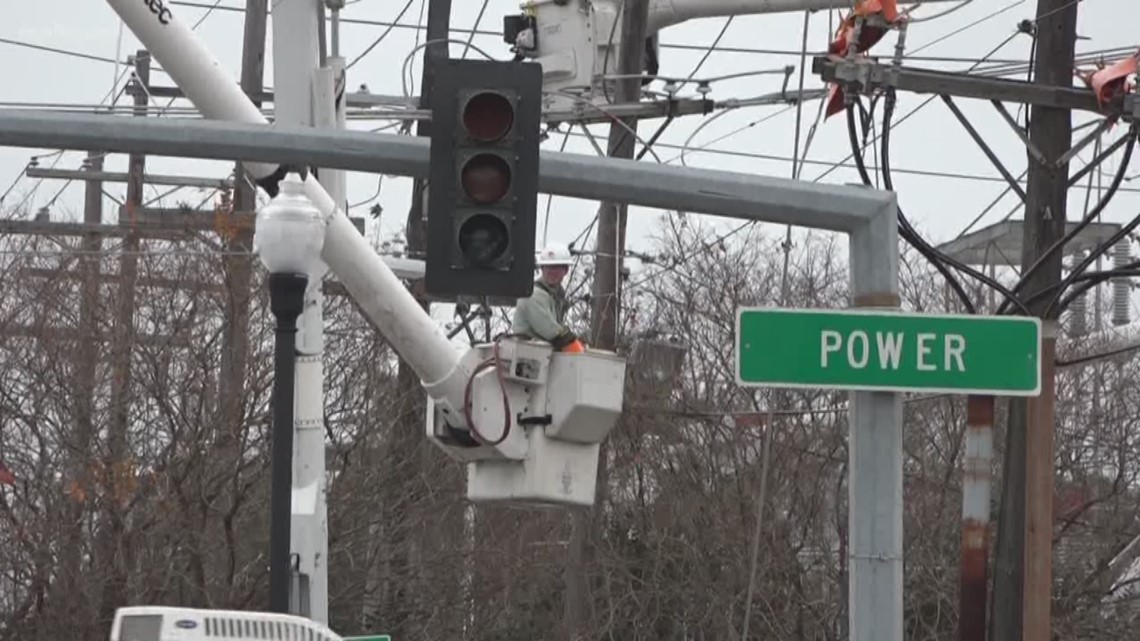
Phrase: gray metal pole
[
  {"left": 0, "top": 110, "right": 892, "bottom": 231},
  {"left": 848, "top": 206, "right": 903, "bottom": 641},
  {"left": 271, "top": 0, "right": 328, "bottom": 623}
]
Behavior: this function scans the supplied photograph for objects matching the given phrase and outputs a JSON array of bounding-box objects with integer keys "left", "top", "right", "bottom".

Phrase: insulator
[{"left": 1113, "top": 240, "right": 1132, "bottom": 326}]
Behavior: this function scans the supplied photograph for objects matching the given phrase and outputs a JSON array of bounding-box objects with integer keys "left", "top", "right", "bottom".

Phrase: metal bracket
[
  {"left": 1126, "top": 94, "right": 1140, "bottom": 123},
  {"left": 813, "top": 55, "right": 1116, "bottom": 116},
  {"left": 942, "top": 95, "right": 1027, "bottom": 203},
  {"left": 1068, "top": 128, "right": 1136, "bottom": 187},
  {"left": 827, "top": 58, "right": 884, "bottom": 98},
  {"left": 991, "top": 100, "right": 1049, "bottom": 166},
  {"left": 1057, "top": 117, "right": 1113, "bottom": 168}
]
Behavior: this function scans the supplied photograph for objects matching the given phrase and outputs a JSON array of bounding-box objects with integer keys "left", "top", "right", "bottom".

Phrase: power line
[
  {"left": 345, "top": 0, "right": 418, "bottom": 69},
  {"left": 907, "top": 0, "right": 1028, "bottom": 57},
  {"left": 810, "top": 28, "right": 1025, "bottom": 185},
  {"left": 0, "top": 36, "right": 129, "bottom": 65},
  {"left": 168, "top": 0, "right": 1038, "bottom": 66},
  {"left": 561, "top": 127, "right": 1140, "bottom": 194}
]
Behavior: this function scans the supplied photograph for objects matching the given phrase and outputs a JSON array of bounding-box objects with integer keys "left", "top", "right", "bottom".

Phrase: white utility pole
[{"left": 271, "top": 0, "right": 338, "bottom": 624}]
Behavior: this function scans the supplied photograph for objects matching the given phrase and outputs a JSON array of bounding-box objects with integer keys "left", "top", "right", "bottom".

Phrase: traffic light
[{"left": 426, "top": 58, "right": 543, "bottom": 301}]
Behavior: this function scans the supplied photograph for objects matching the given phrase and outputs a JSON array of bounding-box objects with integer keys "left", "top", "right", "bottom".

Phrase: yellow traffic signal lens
[{"left": 461, "top": 153, "right": 512, "bottom": 204}]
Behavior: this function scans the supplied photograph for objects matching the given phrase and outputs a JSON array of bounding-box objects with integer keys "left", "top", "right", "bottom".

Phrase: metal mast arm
[{"left": 104, "top": 0, "right": 470, "bottom": 416}]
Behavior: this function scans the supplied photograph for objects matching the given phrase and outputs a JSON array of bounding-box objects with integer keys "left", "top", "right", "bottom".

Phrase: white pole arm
[
  {"left": 104, "top": 0, "right": 468, "bottom": 411},
  {"left": 647, "top": 0, "right": 964, "bottom": 33}
]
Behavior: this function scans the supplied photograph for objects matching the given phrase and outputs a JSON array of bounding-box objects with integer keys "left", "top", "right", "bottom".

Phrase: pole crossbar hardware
[
  {"left": 1126, "top": 94, "right": 1140, "bottom": 122},
  {"left": 813, "top": 56, "right": 1122, "bottom": 116},
  {"left": 991, "top": 100, "right": 1049, "bottom": 166},
  {"left": 24, "top": 167, "right": 232, "bottom": 189},
  {"left": 941, "top": 95, "right": 1027, "bottom": 203},
  {"left": 128, "top": 82, "right": 719, "bottom": 126}
]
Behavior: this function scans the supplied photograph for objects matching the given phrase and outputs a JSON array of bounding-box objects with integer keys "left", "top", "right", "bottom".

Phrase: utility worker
[{"left": 512, "top": 243, "right": 586, "bottom": 353}]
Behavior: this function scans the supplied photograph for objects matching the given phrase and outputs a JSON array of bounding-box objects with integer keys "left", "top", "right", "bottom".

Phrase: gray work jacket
[{"left": 511, "top": 280, "right": 577, "bottom": 348}]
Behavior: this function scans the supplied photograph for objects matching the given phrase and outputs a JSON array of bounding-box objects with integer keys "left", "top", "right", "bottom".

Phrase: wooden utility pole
[
  {"left": 59, "top": 150, "right": 103, "bottom": 637},
  {"left": 387, "top": 0, "right": 451, "bottom": 633},
  {"left": 991, "top": 3, "right": 1078, "bottom": 641},
  {"left": 99, "top": 49, "right": 149, "bottom": 627},
  {"left": 217, "top": 0, "right": 268, "bottom": 448},
  {"left": 1022, "top": 2, "right": 1076, "bottom": 639},
  {"left": 406, "top": 0, "right": 451, "bottom": 260},
  {"left": 564, "top": 1, "right": 651, "bottom": 637}
]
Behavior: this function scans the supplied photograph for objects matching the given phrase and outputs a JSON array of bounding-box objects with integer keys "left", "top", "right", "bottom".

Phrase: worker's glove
[
  {"left": 562, "top": 339, "right": 586, "bottom": 354},
  {"left": 550, "top": 329, "right": 578, "bottom": 350}
]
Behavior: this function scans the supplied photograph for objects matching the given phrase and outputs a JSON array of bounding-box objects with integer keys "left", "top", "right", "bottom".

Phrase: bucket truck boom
[
  {"left": 507, "top": 0, "right": 963, "bottom": 111},
  {"left": 103, "top": 0, "right": 624, "bottom": 507}
]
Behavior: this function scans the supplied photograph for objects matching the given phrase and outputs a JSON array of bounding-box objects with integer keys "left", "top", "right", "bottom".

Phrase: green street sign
[{"left": 735, "top": 307, "right": 1041, "bottom": 396}]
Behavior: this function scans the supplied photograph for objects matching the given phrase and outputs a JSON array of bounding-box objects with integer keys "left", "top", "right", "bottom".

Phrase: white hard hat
[{"left": 536, "top": 243, "right": 573, "bottom": 266}]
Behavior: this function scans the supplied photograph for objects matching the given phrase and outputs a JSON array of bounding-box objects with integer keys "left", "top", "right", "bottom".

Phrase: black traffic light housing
[{"left": 425, "top": 58, "right": 543, "bottom": 301}]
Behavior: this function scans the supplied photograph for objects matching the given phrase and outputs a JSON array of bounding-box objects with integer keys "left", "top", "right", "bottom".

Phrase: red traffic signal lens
[
  {"left": 461, "top": 153, "right": 511, "bottom": 204},
  {"left": 458, "top": 213, "right": 510, "bottom": 267},
  {"left": 462, "top": 92, "right": 514, "bottom": 142}
]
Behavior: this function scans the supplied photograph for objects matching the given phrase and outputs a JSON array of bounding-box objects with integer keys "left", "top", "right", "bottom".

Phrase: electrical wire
[
  {"left": 161, "top": 1, "right": 1031, "bottom": 65},
  {"left": 346, "top": 0, "right": 417, "bottom": 70},
  {"left": 1046, "top": 228, "right": 1140, "bottom": 317},
  {"left": 462, "top": 335, "right": 512, "bottom": 447},
  {"left": 865, "top": 91, "right": 1032, "bottom": 315},
  {"left": 1023, "top": 263, "right": 1140, "bottom": 313},
  {"left": 625, "top": 6, "right": 1027, "bottom": 297},
  {"left": 460, "top": 0, "right": 491, "bottom": 59},
  {"left": 685, "top": 16, "right": 734, "bottom": 86},
  {"left": 599, "top": 0, "right": 624, "bottom": 104},
  {"left": 812, "top": 28, "right": 1023, "bottom": 185},
  {"left": 190, "top": 0, "right": 226, "bottom": 29},
  {"left": 906, "top": 0, "right": 1027, "bottom": 57},
  {"left": 998, "top": 126, "right": 1138, "bottom": 315},
  {"left": 0, "top": 37, "right": 128, "bottom": 65},
  {"left": 547, "top": 124, "right": 1140, "bottom": 193},
  {"left": 845, "top": 101, "right": 973, "bottom": 313},
  {"left": 545, "top": 91, "right": 665, "bottom": 163},
  {"left": 407, "top": 0, "right": 427, "bottom": 99},
  {"left": 675, "top": 105, "right": 798, "bottom": 167},
  {"left": 401, "top": 38, "right": 499, "bottom": 98},
  {"left": 903, "top": 0, "right": 978, "bottom": 24},
  {"left": 1058, "top": 340, "right": 1140, "bottom": 368}
]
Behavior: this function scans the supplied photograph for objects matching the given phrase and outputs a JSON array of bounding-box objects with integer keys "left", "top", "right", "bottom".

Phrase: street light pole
[
  {"left": 254, "top": 173, "right": 327, "bottom": 614},
  {"left": 268, "top": 271, "right": 306, "bottom": 613}
]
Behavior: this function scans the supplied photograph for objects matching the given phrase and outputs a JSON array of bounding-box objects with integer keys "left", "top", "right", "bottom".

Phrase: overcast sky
[{"left": 2, "top": 0, "right": 1136, "bottom": 312}]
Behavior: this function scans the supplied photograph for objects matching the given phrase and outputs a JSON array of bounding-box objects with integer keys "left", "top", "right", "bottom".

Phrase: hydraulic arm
[{"left": 104, "top": 0, "right": 625, "bottom": 507}]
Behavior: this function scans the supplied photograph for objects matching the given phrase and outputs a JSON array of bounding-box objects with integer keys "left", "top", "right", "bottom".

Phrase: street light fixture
[{"left": 253, "top": 172, "right": 325, "bottom": 614}]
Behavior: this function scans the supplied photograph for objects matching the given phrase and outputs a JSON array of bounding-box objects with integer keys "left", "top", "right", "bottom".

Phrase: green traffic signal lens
[
  {"left": 458, "top": 213, "right": 510, "bottom": 267},
  {"left": 462, "top": 92, "right": 514, "bottom": 142},
  {"left": 461, "top": 153, "right": 511, "bottom": 204}
]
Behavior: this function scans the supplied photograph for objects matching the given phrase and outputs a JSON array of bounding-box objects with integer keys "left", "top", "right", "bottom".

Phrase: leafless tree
[{"left": 2, "top": 202, "right": 1140, "bottom": 641}]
